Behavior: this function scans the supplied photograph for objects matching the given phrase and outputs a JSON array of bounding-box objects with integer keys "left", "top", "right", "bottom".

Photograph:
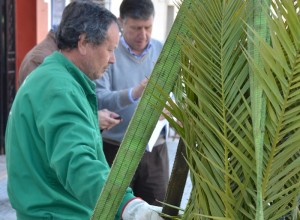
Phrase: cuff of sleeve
[
  {"left": 121, "top": 197, "right": 142, "bottom": 216},
  {"left": 128, "top": 88, "right": 139, "bottom": 103}
]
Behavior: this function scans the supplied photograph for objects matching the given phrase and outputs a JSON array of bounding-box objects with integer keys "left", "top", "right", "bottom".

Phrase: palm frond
[
  {"left": 246, "top": 0, "right": 300, "bottom": 219},
  {"left": 170, "top": 0, "right": 253, "bottom": 219},
  {"left": 156, "top": 0, "right": 300, "bottom": 219}
]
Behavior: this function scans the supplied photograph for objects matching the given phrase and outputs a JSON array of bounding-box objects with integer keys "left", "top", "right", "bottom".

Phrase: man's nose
[
  {"left": 109, "top": 53, "right": 116, "bottom": 64},
  {"left": 140, "top": 28, "right": 147, "bottom": 39}
]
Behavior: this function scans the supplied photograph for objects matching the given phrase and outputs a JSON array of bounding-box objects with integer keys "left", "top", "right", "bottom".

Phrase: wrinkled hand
[
  {"left": 98, "top": 109, "right": 122, "bottom": 130},
  {"left": 131, "top": 78, "right": 148, "bottom": 100},
  {"left": 122, "top": 198, "right": 163, "bottom": 220}
]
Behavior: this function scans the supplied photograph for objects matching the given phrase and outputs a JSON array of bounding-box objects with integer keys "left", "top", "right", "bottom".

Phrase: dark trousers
[{"left": 103, "top": 140, "right": 169, "bottom": 206}]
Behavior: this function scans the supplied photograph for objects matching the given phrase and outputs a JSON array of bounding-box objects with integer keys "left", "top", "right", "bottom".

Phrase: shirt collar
[{"left": 120, "top": 36, "right": 152, "bottom": 59}]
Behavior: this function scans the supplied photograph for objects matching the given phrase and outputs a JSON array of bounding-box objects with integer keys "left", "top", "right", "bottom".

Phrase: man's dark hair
[
  {"left": 119, "top": 0, "right": 155, "bottom": 20},
  {"left": 56, "top": 0, "right": 118, "bottom": 50}
]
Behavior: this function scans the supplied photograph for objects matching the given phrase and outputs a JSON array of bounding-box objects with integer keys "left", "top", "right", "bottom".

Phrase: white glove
[{"left": 122, "top": 198, "right": 163, "bottom": 220}]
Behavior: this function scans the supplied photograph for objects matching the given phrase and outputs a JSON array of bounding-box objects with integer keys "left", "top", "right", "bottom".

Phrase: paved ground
[
  {"left": 0, "top": 155, "right": 15, "bottom": 220},
  {"left": 0, "top": 138, "right": 191, "bottom": 219}
]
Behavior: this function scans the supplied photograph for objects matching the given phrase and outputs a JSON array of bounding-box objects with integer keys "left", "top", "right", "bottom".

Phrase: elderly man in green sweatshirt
[{"left": 5, "top": 1, "right": 163, "bottom": 219}]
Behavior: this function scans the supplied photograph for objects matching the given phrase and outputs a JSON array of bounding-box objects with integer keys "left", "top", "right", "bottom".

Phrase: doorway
[{"left": 0, "top": 0, "right": 15, "bottom": 154}]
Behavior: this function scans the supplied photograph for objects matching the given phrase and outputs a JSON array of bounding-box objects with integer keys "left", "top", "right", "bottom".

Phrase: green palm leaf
[
  {"left": 157, "top": 0, "right": 300, "bottom": 219},
  {"left": 246, "top": 0, "right": 300, "bottom": 219}
]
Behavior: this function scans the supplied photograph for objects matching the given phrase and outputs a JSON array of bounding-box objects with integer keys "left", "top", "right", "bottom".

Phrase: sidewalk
[
  {"left": 0, "top": 155, "right": 15, "bottom": 220},
  {"left": 0, "top": 139, "right": 191, "bottom": 219}
]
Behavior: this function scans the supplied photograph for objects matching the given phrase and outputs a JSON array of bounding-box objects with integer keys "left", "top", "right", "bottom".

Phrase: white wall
[{"left": 48, "top": 0, "right": 177, "bottom": 43}]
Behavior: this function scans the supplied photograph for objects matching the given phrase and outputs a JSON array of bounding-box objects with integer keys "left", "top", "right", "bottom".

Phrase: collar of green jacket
[{"left": 51, "top": 51, "right": 96, "bottom": 96}]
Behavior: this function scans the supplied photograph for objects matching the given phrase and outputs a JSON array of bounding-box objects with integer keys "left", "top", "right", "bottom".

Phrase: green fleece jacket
[{"left": 5, "top": 51, "right": 134, "bottom": 220}]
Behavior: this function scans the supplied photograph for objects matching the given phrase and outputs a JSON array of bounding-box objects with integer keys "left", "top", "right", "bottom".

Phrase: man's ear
[{"left": 78, "top": 34, "right": 88, "bottom": 55}]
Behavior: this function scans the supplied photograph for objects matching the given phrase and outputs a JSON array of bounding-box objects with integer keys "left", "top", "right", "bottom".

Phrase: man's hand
[
  {"left": 122, "top": 198, "right": 163, "bottom": 220},
  {"left": 98, "top": 109, "right": 122, "bottom": 130},
  {"left": 131, "top": 78, "right": 148, "bottom": 100}
]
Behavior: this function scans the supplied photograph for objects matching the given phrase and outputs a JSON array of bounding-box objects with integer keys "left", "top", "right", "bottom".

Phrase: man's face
[
  {"left": 119, "top": 16, "right": 153, "bottom": 55},
  {"left": 82, "top": 22, "right": 120, "bottom": 80}
]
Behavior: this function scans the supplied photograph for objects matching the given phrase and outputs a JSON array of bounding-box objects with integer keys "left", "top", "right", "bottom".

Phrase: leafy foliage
[{"left": 161, "top": 0, "right": 300, "bottom": 219}]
